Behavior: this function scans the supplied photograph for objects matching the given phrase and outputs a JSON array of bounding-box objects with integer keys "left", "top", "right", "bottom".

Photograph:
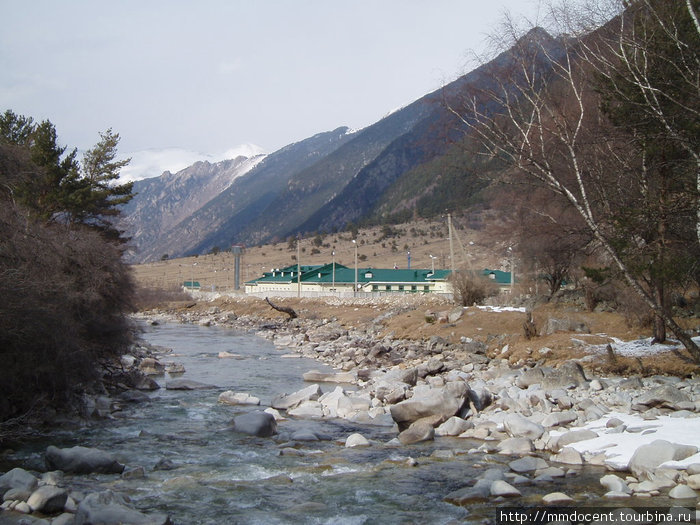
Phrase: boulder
[
  {"left": 0, "top": 468, "right": 38, "bottom": 495},
  {"left": 490, "top": 480, "right": 521, "bottom": 497},
  {"left": 232, "top": 411, "right": 278, "bottom": 437},
  {"left": 503, "top": 413, "right": 545, "bottom": 440},
  {"left": 287, "top": 401, "right": 324, "bottom": 418},
  {"left": 686, "top": 474, "right": 700, "bottom": 490},
  {"left": 435, "top": 417, "right": 473, "bottom": 437},
  {"left": 3, "top": 487, "right": 32, "bottom": 502},
  {"left": 541, "top": 411, "right": 578, "bottom": 428},
  {"left": 516, "top": 368, "right": 547, "bottom": 388},
  {"left": 628, "top": 440, "right": 698, "bottom": 479},
  {"left": 497, "top": 437, "right": 534, "bottom": 455},
  {"left": 600, "top": 474, "right": 631, "bottom": 495},
  {"left": 218, "top": 391, "right": 260, "bottom": 406},
  {"left": 635, "top": 386, "right": 692, "bottom": 410},
  {"left": 467, "top": 385, "right": 493, "bottom": 412},
  {"left": 74, "top": 490, "right": 171, "bottom": 525},
  {"left": 45, "top": 446, "right": 125, "bottom": 474},
  {"left": 345, "top": 433, "right": 370, "bottom": 448},
  {"left": 390, "top": 382, "right": 468, "bottom": 430},
  {"left": 668, "top": 485, "right": 697, "bottom": 499},
  {"left": 542, "top": 492, "right": 573, "bottom": 504},
  {"left": 553, "top": 429, "right": 598, "bottom": 450},
  {"left": 550, "top": 447, "right": 583, "bottom": 465},
  {"left": 271, "top": 384, "right": 322, "bottom": 410},
  {"left": 508, "top": 456, "right": 549, "bottom": 473},
  {"left": 541, "top": 317, "right": 589, "bottom": 335},
  {"left": 27, "top": 485, "right": 68, "bottom": 513},
  {"left": 398, "top": 421, "right": 435, "bottom": 445},
  {"left": 541, "top": 361, "right": 588, "bottom": 389},
  {"left": 138, "top": 358, "right": 164, "bottom": 375},
  {"left": 302, "top": 370, "right": 355, "bottom": 383}
]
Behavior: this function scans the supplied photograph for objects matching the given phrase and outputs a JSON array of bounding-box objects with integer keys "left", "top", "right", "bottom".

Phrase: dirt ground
[{"left": 139, "top": 293, "right": 699, "bottom": 378}]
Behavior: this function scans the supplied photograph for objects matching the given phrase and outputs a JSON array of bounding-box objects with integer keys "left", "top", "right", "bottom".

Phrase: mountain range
[{"left": 121, "top": 28, "right": 564, "bottom": 263}]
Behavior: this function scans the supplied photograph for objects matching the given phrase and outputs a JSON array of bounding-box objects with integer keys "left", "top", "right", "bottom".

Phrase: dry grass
[{"left": 129, "top": 218, "right": 501, "bottom": 292}]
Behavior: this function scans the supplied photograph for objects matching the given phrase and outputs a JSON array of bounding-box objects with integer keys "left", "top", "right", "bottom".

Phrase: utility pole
[
  {"left": 448, "top": 213, "right": 455, "bottom": 274},
  {"left": 352, "top": 239, "right": 358, "bottom": 297},
  {"left": 297, "top": 235, "right": 301, "bottom": 298}
]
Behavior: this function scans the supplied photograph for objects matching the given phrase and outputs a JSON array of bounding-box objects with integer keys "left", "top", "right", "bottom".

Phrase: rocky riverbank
[
  {"left": 144, "top": 297, "right": 700, "bottom": 507},
  {"left": 2, "top": 295, "right": 699, "bottom": 523}
]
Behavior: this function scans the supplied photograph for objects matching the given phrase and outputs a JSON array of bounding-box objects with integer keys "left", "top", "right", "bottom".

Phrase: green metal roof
[
  {"left": 481, "top": 268, "right": 513, "bottom": 285},
  {"left": 246, "top": 264, "right": 452, "bottom": 285}
]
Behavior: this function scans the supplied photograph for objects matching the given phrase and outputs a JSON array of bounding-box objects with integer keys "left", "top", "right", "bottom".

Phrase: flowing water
[{"left": 3, "top": 322, "right": 610, "bottom": 524}]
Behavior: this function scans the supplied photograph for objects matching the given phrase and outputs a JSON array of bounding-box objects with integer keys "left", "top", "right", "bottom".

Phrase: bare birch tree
[{"left": 446, "top": 0, "right": 700, "bottom": 360}]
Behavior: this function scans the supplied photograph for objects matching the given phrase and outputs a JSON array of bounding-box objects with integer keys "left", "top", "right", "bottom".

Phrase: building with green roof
[{"left": 244, "top": 263, "right": 453, "bottom": 298}]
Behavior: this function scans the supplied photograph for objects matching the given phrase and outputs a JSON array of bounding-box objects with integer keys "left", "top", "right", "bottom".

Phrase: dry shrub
[
  {"left": 133, "top": 285, "right": 191, "bottom": 310},
  {"left": 0, "top": 203, "right": 134, "bottom": 423},
  {"left": 451, "top": 270, "right": 499, "bottom": 306}
]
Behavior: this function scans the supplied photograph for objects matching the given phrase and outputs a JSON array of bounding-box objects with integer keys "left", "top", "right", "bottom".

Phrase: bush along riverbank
[{"left": 1, "top": 296, "right": 699, "bottom": 523}]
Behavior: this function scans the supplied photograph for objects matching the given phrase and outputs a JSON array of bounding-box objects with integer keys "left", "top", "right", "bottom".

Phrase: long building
[{"left": 244, "top": 263, "right": 453, "bottom": 298}]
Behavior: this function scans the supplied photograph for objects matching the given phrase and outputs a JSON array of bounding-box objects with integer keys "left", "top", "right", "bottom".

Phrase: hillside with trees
[
  {"left": 445, "top": 0, "right": 699, "bottom": 360},
  {"left": 0, "top": 110, "right": 135, "bottom": 428}
]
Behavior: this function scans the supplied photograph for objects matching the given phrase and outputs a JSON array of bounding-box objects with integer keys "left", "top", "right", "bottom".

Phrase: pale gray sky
[{"left": 1, "top": 0, "right": 541, "bottom": 179}]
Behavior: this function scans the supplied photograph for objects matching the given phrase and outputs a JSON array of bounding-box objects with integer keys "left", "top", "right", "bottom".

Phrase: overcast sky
[{"left": 2, "top": 0, "right": 541, "bottom": 180}]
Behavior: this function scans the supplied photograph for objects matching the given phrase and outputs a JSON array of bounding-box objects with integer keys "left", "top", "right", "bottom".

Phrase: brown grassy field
[{"left": 130, "top": 218, "right": 502, "bottom": 292}]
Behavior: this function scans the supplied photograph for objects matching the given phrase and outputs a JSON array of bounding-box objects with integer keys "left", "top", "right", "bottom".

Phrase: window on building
[
  {"left": 385, "top": 285, "right": 391, "bottom": 291},
  {"left": 372, "top": 285, "right": 378, "bottom": 291},
  {"left": 424, "top": 285, "right": 430, "bottom": 291},
  {"left": 411, "top": 285, "right": 417, "bottom": 292},
  {"left": 398, "top": 285, "right": 404, "bottom": 291}
]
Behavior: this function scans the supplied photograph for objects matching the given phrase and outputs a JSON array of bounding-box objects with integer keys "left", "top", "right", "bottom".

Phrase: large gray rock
[
  {"left": 467, "top": 385, "right": 493, "bottom": 412},
  {"left": 504, "top": 413, "right": 545, "bottom": 440},
  {"left": 271, "top": 384, "right": 322, "bottom": 410},
  {"left": 45, "top": 446, "right": 125, "bottom": 474},
  {"left": 635, "top": 385, "right": 692, "bottom": 410},
  {"left": 390, "top": 382, "right": 468, "bottom": 429},
  {"left": 553, "top": 429, "right": 598, "bottom": 450},
  {"left": 435, "top": 416, "right": 473, "bottom": 437},
  {"left": 668, "top": 485, "right": 697, "bottom": 499},
  {"left": 218, "top": 391, "right": 260, "bottom": 406},
  {"left": 490, "top": 480, "right": 521, "bottom": 497},
  {"left": 628, "top": 440, "right": 698, "bottom": 478},
  {"left": 302, "top": 370, "right": 355, "bottom": 383},
  {"left": 27, "top": 485, "right": 68, "bottom": 513},
  {"left": 398, "top": 421, "right": 435, "bottom": 445},
  {"left": 541, "top": 361, "right": 588, "bottom": 389},
  {"left": 497, "top": 437, "right": 534, "bottom": 455},
  {"left": 541, "top": 411, "right": 578, "bottom": 428},
  {"left": 600, "top": 474, "right": 631, "bottom": 495},
  {"left": 541, "top": 317, "right": 589, "bottom": 335},
  {"left": 0, "top": 468, "right": 38, "bottom": 496},
  {"left": 74, "top": 490, "right": 171, "bottom": 525},
  {"left": 508, "top": 456, "right": 549, "bottom": 473},
  {"left": 232, "top": 411, "right": 278, "bottom": 437}
]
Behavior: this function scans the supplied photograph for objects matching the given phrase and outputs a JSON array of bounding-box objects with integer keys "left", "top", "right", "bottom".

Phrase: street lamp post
[
  {"left": 429, "top": 255, "right": 436, "bottom": 275},
  {"left": 352, "top": 240, "right": 358, "bottom": 298},
  {"left": 332, "top": 250, "right": 336, "bottom": 293}
]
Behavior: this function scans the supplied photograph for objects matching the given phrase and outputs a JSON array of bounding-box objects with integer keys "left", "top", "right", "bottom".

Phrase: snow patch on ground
[
  {"left": 579, "top": 335, "right": 700, "bottom": 357},
  {"left": 477, "top": 306, "right": 527, "bottom": 313},
  {"left": 550, "top": 412, "right": 700, "bottom": 470}
]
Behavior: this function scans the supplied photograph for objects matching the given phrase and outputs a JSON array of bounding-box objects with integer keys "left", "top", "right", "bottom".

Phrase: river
[{"left": 3, "top": 322, "right": 609, "bottom": 524}]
